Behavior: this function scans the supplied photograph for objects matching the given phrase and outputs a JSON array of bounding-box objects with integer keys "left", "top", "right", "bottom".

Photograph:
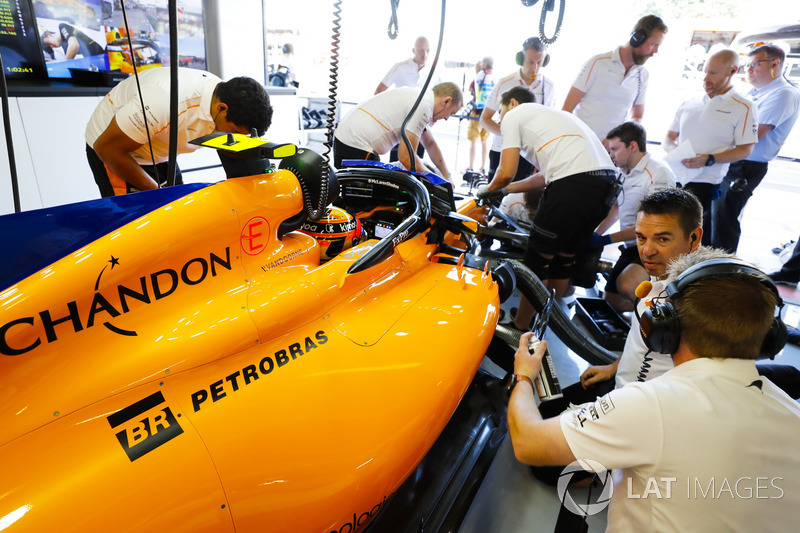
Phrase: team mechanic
[
  {"left": 507, "top": 251, "right": 800, "bottom": 531},
  {"left": 478, "top": 86, "right": 617, "bottom": 331}
]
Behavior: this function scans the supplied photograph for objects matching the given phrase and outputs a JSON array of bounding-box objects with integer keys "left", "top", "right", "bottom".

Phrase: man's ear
[{"left": 689, "top": 228, "right": 702, "bottom": 250}]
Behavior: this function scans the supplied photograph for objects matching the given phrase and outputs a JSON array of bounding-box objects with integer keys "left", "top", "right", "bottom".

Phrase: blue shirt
[{"left": 747, "top": 76, "right": 800, "bottom": 162}]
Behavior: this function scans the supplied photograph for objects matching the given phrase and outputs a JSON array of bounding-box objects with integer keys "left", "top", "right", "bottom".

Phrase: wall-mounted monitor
[
  {"left": 1, "top": 0, "right": 207, "bottom": 86},
  {"left": 0, "top": 0, "right": 48, "bottom": 80}
]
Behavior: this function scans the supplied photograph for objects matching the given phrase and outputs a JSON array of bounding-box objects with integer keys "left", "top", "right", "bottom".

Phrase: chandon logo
[{"left": 0, "top": 248, "right": 233, "bottom": 356}]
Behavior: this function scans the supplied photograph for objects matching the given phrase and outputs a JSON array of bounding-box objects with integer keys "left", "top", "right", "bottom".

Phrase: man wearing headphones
[
  {"left": 562, "top": 14, "right": 667, "bottom": 140},
  {"left": 713, "top": 44, "right": 800, "bottom": 253},
  {"left": 664, "top": 49, "right": 758, "bottom": 246},
  {"left": 479, "top": 37, "right": 555, "bottom": 180},
  {"left": 508, "top": 250, "right": 800, "bottom": 531},
  {"left": 580, "top": 188, "right": 798, "bottom": 393}
]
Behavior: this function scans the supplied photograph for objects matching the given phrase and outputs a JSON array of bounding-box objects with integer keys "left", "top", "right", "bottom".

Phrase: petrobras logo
[
  {"left": 0, "top": 248, "right": 233, "bottom": 356},
  {"left": 107, "top": 391, "right": 184, "bottom": 462},
  {"left": 557, "top": 459, "right": 613, "bottom": 516}
]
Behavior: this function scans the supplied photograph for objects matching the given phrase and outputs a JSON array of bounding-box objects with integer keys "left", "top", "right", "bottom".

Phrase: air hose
[
  {"left": 306, "top": 0, "right": 342, "bottom": 221},
  {"left": 504, "top": 260, "right": 618, "bottom": 365}
]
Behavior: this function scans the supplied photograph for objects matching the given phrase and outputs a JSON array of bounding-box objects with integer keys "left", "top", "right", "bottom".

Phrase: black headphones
[
  {"left": 639, "top": 258, "right": 788, "bottom": 358},
  {"left": 629, "top": 16, "right": 664, "bottom": 48},
  {"left": 516, "top": 37, "right": 550, "bottom": 68}
]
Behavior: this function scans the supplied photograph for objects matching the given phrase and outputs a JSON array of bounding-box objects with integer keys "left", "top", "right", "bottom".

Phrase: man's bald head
[
  {"left": 711, "top": 48, "right": 739, "bottom": 70},
  {"left": 703, "top": 48, "right": 738, "bottom": 98},
  {"left": 413, "top": 36, "right": 430, "bottom": 68}
]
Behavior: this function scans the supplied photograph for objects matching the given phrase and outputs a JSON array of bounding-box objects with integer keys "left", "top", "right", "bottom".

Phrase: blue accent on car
[
  {"left": 0, "top": 184, "right": 211, "bottom": 291},
  {"left": 341, "top": 159, "right": 449, "bottom": 186}
]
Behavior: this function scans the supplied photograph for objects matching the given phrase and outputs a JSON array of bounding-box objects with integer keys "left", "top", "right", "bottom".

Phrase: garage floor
[{"left": 453, "top": 158, "right": 800, "bottom": 533}]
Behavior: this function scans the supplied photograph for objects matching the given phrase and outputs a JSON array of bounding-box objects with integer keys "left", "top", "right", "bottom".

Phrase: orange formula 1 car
[{"left": 0, "top": 137, "right": 517, "bottom": 532}]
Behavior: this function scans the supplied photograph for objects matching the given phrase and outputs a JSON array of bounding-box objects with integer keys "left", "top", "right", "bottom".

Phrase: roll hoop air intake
[{"left": 501, "top": 260, "right": 618, "bottom": 365}]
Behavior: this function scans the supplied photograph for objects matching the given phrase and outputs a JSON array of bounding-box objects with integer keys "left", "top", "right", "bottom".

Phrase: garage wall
[{"left": 0, "top": 0, "right": 298, "bottom": 216}]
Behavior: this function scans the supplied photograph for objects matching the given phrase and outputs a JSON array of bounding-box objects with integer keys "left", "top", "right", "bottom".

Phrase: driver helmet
[{"left": 299, "top": 206, "right": 366, "bottom": 261}]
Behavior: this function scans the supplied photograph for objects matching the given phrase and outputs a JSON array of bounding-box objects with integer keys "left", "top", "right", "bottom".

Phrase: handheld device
[{"left": 529, "top": 290, "right": 563, "bottom": 401}]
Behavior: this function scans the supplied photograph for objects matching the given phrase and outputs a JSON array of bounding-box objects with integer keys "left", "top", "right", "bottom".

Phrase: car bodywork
[{"left": 0, "top": 143, "right": 505, "bottom": 532}]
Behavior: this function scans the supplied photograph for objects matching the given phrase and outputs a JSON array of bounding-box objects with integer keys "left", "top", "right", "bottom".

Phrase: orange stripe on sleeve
[
  {"left": 584, "top": 56, "right": 612, "bottom": 85},
  {"left": 731, "top": 96, "right": 753, "bottom": 138}
]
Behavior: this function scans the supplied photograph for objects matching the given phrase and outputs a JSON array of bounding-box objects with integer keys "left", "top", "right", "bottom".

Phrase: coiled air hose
[
  {"left": 307, "top": 0, "right": 342, "bottom": 221},
  {"left": 504, "top": 260, "right": 618, "bottom": 365}
]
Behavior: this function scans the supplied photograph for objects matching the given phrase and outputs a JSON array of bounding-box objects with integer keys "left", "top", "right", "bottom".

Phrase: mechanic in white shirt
[
  {"left": 562, "top": 15, "right": 667, "bottom": 140},
  {"left": 508, "top": 250, "right": 800, "bottom": 532},
  {"left": 664, "top": 49, "right": 758, "bottom": 246},
  {"left": 375, "top": 36, "right": 438, "bottom": 94},
  {"left": 592, "top": 121, "right": 676, "bottom": 312},
  {"left": 478, "top": 86, "right": 616, "bottom": 330},
  {"left": 86, "top": 68, "right": 272, "bottom": 197},
  {"left": 333, "top": 83, "right": 462, "bottom": 182},
  {"left": 479, "top": 37, "right": 555, "bottom": 180}
]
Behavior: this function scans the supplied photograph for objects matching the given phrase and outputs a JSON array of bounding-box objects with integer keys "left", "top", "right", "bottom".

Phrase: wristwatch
[
  {"left": 506, "top": 373, "right": 535, "bottom": 396},
  {"left": 705, "top": 154, "right": 716, "bottom": 166}
]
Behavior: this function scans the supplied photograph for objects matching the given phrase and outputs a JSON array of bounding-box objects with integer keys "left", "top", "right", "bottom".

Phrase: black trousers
[
  {"left": 682, "top": 182, "right": 720, "bottom": 246},
  {"left": 333, "top": 137, "right": 380, "bottom": 168},
  {"left": 86, "top": 145, "right": 182, "bottom": 197},
  {"left": 711, "top": 160, "right": 769, "bottom": 253},
  {"left": 777, "top": 238, "right": 800, "bottom": 279},
  {"left": 487, "top": 149, "right": 534, "bottom": 182}
]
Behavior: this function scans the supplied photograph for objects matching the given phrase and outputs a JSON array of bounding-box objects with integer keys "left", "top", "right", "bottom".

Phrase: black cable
[
  {"left": 388, "top": 0, "right": 400, "bottom": 40},
  {"left": 166, "top": 0, "right": 178, "bottom": 187},
  {"left": 0, "top": 53, "right": 21, "bottom": 212},
  {"left": 635, "top": 348, "right": 654, "bottom": 382},
  {"left": 399, "top": 0, "right": 446, "bottom": 173},
  {"left": 538, "top": 0, "right": 565, "bottom": 45},
  {"left": 120, "top": 1, "right": 159, "bottom": 175}
]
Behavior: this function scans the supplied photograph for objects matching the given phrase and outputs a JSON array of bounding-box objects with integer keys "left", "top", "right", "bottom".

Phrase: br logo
[
  {"left": 556, "top": 459, "right": 614, "bottom": 516},
  {"left": 107, "top": 391, "right": 184, "bottom": 461}
]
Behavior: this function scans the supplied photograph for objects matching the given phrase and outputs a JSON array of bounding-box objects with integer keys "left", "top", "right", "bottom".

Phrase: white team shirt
[
  {"left": 571, "top": 47, "right": 648, "bottom": 140},
  {"left": 85, "top": 67, "right": 220, "bottom": 164},
  {"left": 669, "top": 89, "right": 759, "bottom": 185},
  {"left": 334, "top": 88, "right": 433, "bottom": 155},
  {"left": 562, "top": 358, "right": 800, "bottom": 532},
  {"left": 615, "top": 278, "right": 672, "bottom": 388},
  {"left": 484, "top": 70, "right": 555, "bottom": 151},
  {"left": 499, "top": 103, "right": 615, "bottom": 183},
  {"left": 380, "top": 58, "right": 439, "bottom": 89},
  {"left": 617, "top": 154, "right": 676, "bottom": 247}
]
